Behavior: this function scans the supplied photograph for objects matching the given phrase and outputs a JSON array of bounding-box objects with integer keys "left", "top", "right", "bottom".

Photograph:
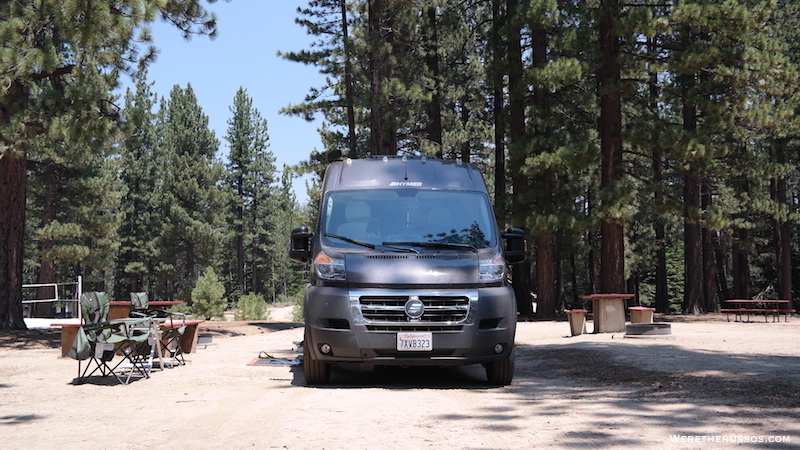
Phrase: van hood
[{"left": 343, "top": 252, "right": 480, "bottom": 287}]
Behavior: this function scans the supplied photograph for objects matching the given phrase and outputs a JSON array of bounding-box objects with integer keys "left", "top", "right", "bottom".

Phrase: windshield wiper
[
  {"left": 324, "top": 234, "right": 418, "bottom": 253},
  {"left": 382, "top": 241, "right": 478, "bottom": 253},
  {"left": 324, "top": 233, "right": 375, "bottom": 249}
]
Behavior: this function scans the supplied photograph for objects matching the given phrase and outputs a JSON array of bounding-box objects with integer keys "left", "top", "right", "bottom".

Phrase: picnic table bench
[
  {"left": 720, "top": 299, "right": 794, "bottom": 322},
  {"left": 629, "top": 306, "right": 655, "bottom": 323}
]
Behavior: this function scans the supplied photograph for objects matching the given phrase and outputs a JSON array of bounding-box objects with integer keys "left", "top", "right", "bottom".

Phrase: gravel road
[{"left": 1, "top": 314, "right": 798, "bottom": 449}]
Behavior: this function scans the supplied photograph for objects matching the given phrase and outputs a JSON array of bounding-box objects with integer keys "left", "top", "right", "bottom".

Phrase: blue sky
[{"left": 128, "top": 1, "right": 324, "bottom": 203}]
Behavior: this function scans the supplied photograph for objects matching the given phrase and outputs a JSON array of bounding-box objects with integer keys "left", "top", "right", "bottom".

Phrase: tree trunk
[
  {"left": 648, "top": 38, "right": 669, "bottom": 313},
  {"left": 683, "top": 171, "right": 703, "bottom": 313},
  {"left": 491, "top": 0, "right": 506, "bottom": 219},
  {"left": 186, "top": 240, "right": 196, "bottom": 298},
  {"left": 460, "top": 99, "right": 471, "bottom": 163},
  {"left": 598, "top": 0, "right": 626, "bottom": 294},
  {"left": 731, "top": 228, "right": 751, "bottom": 298},
  {"left": 237, "top": 202, "right": 245, "bottom": 297},
  {"left": 555, "top": 246, "right": 564, "bottom": 311},
  {"left": 713, "top": 234, "right": 730, "bottom": 301},
  {"left": 771, "top": 140, "right": 792, "bottom": 301},
  {"left": 731, "top": 175, "right": 751, "bottom": 299},
  {"left": 0, "top": 152, "right": 29, "bottom": 330},
  {"left": 506, "top": 0, "right": 532, "bottom": 316},
  {"left": 569, "top": 252, "right": 579, "bottom": 308},
  {"left": 587, "top": 189, "right": 598, "bottom": 294},
  {"left": 535, "top": 234, "right": 555, "bottom": 318},
  {"left": 532, "top": 25, "right": 557, "bottom": 318},
  {"left": 425, "top": 6, "right": 443, "bottom": 158},
  {"left": 653, "top": 152, "right": 669, "bottom": 313},
  {"left": 340, "top": 0, "right": 357, "bottom": 157},
  {"left": 35, "top": 167, "right": 57, "bottom": 317},
  {"left": 701, "top": 178, "right": 717, "bottom": 312},
  {"left": 680, "top": 30, "right": 703, "bottom": 313},
  {"left": 368, "top": 0, "right": 385, "bottom": 155}
]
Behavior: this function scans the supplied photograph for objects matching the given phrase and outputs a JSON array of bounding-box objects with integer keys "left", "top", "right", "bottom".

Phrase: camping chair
[
  {"left": 129, "top": 292, "right": 187, "bottom": 368},
  {"left": 68, "top": 291, "right": 153, "bottom": 384},
  {"left": 158, "top": 322, "right": 187, "bottom": 367}
]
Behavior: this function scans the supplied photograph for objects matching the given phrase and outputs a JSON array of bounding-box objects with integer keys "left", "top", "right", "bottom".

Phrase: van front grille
[{"left": 357, "top": 294, "right": 470, "bottom": 324}]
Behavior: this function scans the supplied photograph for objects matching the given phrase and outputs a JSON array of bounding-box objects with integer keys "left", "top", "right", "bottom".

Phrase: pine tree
[
  {"left": 191, "top": 266, "right": 226, "bottom": 320},
  {"left": 26, "top": 136, "right": 124, "bottom": 311},
  {"left": 157, "top": 84, "right": 225, "bottom": 302},
  {"left": 280, "top": 0, "right": 363, "bottom": 156},
  {"left": 0, "top": 1, "right": 216, "bottom": 329},
  {"left": 116, "top": 69, "right": 163, "bottom": 299},
  {"left": 269, "top": 168, "right": 310, "bottom": 302},
  {"left": 661, "top": 0, "right": 798, "bottom": 312},
  {"left": 225, "top": 88, "right": 277, "bottom": 299}
]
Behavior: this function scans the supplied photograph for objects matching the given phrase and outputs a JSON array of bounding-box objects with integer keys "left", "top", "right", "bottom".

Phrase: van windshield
[{"left": 321, "top": 189, "right": 497, "bottom": 249}]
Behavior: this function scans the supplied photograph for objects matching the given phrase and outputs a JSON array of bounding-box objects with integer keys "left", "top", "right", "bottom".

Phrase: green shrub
[
  {"left": 192, "top": 267, "right": 226, "bottom": 319},
  {"left": 235, "top": 292, "right": 267, "bottom": 320}
]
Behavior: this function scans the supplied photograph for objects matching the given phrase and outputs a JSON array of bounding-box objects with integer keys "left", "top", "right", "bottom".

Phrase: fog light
[
  {"left": 320, "top": 343, "right": 332, "bottom": 355},
  {"left": 494, "top": 344, "right": 504, "bottom": 354}
]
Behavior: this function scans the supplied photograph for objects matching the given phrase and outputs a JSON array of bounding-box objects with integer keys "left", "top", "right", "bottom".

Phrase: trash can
[{"left": 566, "top": 309, "right": 588, "bottom": 336}]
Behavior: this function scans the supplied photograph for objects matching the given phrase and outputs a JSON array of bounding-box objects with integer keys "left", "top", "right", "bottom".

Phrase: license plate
[{"left": 397, "top": 332, "right": 433, "bottom": 351}]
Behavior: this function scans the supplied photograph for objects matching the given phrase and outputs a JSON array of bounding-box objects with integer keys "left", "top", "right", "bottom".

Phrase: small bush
[
  {"left": 192, "top": 267, "right": 226, "bottom": 320},
  {"left": 235, "top": 292, "right": 267, "bottom": 321}
]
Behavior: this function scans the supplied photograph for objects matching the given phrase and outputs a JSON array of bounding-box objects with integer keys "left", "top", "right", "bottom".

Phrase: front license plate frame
[{"left": 397, "top": 332, "right": 433, "bottom": 351}]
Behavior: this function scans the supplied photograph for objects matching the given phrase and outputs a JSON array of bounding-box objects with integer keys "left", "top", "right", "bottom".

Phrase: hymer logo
[{"left": 389, "top": 181, "right": 423, "bottom": 187}]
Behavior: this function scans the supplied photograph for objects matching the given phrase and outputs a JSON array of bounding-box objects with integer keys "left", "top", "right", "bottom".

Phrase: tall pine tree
[
  {"left": 225, "top": 87, "right": 276, "bottom": 300},
  {"left": 156, "top": 84, "right": 225, "bottom": 301},
  {"left": 0, "top": 0, "right": 216, "bottom": 329}
]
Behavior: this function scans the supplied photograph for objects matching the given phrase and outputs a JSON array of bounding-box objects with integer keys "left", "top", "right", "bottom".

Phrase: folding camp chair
[
  {"left": 158, "top": 322, "right": 187, "bottom": 367},
  {"left": 68, "top": 292, "right": 153, "bottom": 385},
  {"left": 129, "top": 292, "right": 187, "bottom": 368}
]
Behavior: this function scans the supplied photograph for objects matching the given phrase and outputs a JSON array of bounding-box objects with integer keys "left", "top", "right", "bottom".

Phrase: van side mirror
[
  {"left": 503, "top": 227, "right": 526, "bottom": 264},
  {"left": 289, "top": 226, "right": 313, "bottom": 263}
]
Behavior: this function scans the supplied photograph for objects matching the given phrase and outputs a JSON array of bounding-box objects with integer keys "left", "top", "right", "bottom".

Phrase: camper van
[{"left": 289, "top": 155, "right": 525, "bottom": 385}]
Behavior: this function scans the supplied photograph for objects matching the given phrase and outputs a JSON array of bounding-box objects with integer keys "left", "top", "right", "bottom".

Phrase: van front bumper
[{"left": 303, "top": 286, "right": 517, "bottom": 367}]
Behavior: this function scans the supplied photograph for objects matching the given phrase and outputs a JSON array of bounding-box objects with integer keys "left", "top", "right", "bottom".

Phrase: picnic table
[
  {"left": 52, "top": 318, "right": 205, "bottom": 357},
  {"left": 721, "top": 299, "right": 793, "bottom": 322},
  {"left": 108, "top": 300, "right": 182, "bottom": 320},
  {"left": 582, "top": 293, "right": 634, "bottom": 333}
]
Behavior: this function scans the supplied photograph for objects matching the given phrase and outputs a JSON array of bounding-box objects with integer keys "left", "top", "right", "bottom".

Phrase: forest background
[{"left": 1, "top": 0, "right": 799, "bottom": 329}]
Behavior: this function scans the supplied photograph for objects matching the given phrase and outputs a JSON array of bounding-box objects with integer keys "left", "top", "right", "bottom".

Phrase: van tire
[
  {"left": 485, "top": 347, "right": 515, "bottom": 386},
  {"left": 303, "top": 331, "right": 330, "bottom": 385}
]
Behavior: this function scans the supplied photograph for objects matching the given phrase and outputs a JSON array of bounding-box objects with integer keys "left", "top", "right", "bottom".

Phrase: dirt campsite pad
[{"left": 1, "top": 313, "right": 799, "bottom": 449}]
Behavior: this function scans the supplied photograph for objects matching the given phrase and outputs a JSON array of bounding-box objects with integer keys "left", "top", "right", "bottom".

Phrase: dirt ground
[{"left": 1, "top": 310, "right": 799, "bottom": 449}]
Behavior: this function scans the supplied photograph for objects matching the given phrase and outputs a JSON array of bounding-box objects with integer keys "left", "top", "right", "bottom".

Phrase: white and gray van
[{"left": 290, "top": 155, "right": 525, "bottom": 385}]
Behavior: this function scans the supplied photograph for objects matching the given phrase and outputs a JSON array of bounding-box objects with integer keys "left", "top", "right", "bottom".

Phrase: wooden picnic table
[
  {"left": 582, "top": 293, "right": 634, "bottom": 333},
  {"left": 52, "top": 318, "right": 205, "bottom": 357},
  {"left": 721, "top": 299, "right": 792, "bottom": 322}
]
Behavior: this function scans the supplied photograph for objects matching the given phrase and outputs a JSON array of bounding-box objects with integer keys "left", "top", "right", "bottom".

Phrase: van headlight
[
  {"left": 314, "top": 252, "right": 346, "bottom": 281},
  {"left": 480, "top": 255, "right": 506, "bottom": 282}
]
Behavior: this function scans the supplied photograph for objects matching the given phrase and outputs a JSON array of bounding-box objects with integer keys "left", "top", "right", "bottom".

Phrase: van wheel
[
  {"left": 485, "top": 347, "right": 515, "bottom": 386},
  {"left": 303, "top": 332, "right": 330, "bottom": 385}
]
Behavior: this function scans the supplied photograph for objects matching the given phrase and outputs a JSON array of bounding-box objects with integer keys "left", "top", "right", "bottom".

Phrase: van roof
[{"left": 323, "top": 156, "right": 488, "bottom": 192}]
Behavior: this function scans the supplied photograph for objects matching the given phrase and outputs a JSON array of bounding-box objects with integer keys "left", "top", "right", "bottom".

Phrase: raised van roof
[{"left": 322, "top": 156, "right": 487, "bottom": 192}]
